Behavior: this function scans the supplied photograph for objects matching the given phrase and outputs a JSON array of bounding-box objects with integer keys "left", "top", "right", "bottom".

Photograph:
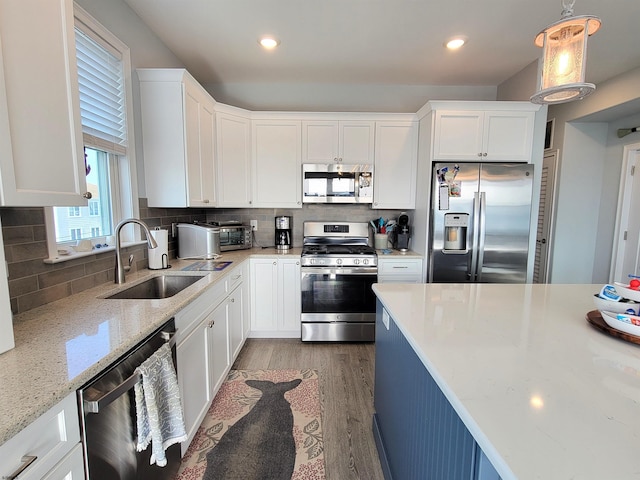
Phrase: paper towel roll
[{"left": 148, "top": 229, "right": 169, "bottom": 269}]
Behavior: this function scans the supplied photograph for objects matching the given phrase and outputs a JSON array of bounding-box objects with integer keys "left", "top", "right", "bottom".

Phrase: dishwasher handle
[{"left": 82, "top": 330, "right": 177, "bottom": 414}]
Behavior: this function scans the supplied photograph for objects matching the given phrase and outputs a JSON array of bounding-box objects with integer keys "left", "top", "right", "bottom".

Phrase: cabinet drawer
[
  {"left": 378, "top": 259, "right": 422, "bottom": 276},
  {"left": 0, "top": 392, "right": 80, "bottom": 480},
  {"left": 175, "top": 279, "right": 227, "bottom": 341},
  {"left": 226, "top": 265, "right": 244, "bottom": 292}
]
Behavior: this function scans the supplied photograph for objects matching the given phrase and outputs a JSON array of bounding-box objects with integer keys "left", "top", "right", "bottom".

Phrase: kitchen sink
[{"left": 106, "top": 275, "right": 204, "bottom": 299}]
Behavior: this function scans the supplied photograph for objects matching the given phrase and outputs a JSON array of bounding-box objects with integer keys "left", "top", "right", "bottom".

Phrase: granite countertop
[
  {"left": 0, "top": 247, "right": 303, "bottom": 445},
  {"left": 372, "top": 283, "right": 640, "bottom": 480}
]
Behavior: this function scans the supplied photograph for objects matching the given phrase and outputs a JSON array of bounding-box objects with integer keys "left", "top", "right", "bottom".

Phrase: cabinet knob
[
  {"left": 230, "top": 298, "right": 235, "bottom": 303},
  {"left": 477, "top": 153, "right": 482, "bottom": 157},
  {"left": 273, "top": 261, "right": 277, "bottom": 265},
  {"left": 203, "top": 199, "right": 210, "bottom": 204},
  {"left": 83, "top": 192, "right": 92, "bottom": 199},
  {"left": 296, "top": 261, "right": 300, "bottom": 265},
  {"left": 298, "top": 201, "right": 301, "bottom": 205},
  {"left": 208, "top": 320, "right": 214, "bottom": 328},
  {"left": 483, "top": 152, "right": 488, "bottom": 157}
]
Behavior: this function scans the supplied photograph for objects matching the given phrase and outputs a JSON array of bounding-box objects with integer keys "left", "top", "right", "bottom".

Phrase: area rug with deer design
[{"left": 175, "top": 369, "right": 325, "bottom": 480}]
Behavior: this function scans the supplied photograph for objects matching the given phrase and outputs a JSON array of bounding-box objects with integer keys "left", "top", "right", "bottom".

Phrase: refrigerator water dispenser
[{"left": 443, "top": 213, "right": 468, "bottom": 252}]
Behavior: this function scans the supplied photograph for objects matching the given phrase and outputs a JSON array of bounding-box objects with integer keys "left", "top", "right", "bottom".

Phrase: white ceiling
[{"left": 123, "top": 0, "right": 640, "bottom": 109}]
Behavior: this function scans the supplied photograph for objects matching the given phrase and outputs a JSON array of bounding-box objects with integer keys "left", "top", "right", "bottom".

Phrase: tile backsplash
[
  {"left": 0, "top": 199, "right": 206, "bottom": 316},
  {"left": 1, "top": 200, "right": 409, "bottom": 316}
]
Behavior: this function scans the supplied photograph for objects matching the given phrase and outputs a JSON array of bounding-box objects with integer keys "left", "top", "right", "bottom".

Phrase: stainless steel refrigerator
[{"left": 429, "top": 162, "right": 534, "bottom": 283}]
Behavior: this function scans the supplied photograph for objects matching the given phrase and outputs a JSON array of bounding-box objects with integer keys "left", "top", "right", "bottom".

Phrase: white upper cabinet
[
  {"left": 252, "top": 120, "right": 302, "bottom": 208},
  {"left": 302, "top": 120, "right": 374, "bottom": 164},
  {"left": 216, "top": 110, "right": 252, "bottom": 207},
  {"left": 0, "top": 0, "right": 88, "bottom": 206},
  {"left": 138, "top": 68, "right": 216, "bottom": 208},
  {"left": 433, "top": 110, "right": 535, "bottom": 162},
  {"left": 373, "top": 121, "right": 418, "bottom": 209}
]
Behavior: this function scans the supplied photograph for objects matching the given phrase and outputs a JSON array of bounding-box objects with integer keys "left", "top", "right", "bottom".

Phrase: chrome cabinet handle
[{"left": 4, "top": 455, "right": 37, "bottom": 480}]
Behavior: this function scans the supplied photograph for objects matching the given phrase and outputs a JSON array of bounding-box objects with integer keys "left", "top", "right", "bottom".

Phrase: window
[
  {"left": 46, "top": 6, "right": 140, "bottom": 259},
  {"left": 89, "top": 201, "right": 100, "bottom": 216}
]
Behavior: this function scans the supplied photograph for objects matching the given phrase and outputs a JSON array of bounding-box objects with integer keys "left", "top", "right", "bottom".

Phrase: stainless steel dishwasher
[{"left": 77, "top": 318, "right": 180, "bottom": 480}]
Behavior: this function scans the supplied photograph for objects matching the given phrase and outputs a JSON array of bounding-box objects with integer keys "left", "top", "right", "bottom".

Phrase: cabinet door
[
  {"left": 184, "top": 79, "right": 216, "bottom": 206},
  {"left": 302, "top": 121, "right": 339, "bottom": 164},
  {"left": 253, "top": 120, "right": 302, "bottom": 208},
  {"left": 216, "top": 113, "right": 252, "bottom": 207},
  {"left": 177, "top": 322, "right": 211, "bottom": 451},
  {"left": 340, "top": 121, "right": 375, "bottom": 164},
  {"left": 228, "top": 284, "right": 244, "bottom": 359},
  {"left": 0, "top": 0, "right": 87, "bottom": 206},
  {"left": 209, "top": 301, "right": 230, "bottom": 396},
  {"left": 373, "top": 122, "right": 418, "bottom": 209},
  {"left": 250, "top": 259, "right": 278, "bottom": 332},
  {"left": 39, "top": 444, "right": 84, "bottom": 480},
  {"left": 483, "top": 111, "right": 534, "bottom": 161},
  {"left": 433, "top": 111, "right": 484, "bottom": 161},
  {"left": 278, "top": 259, "right": 301, "bottom": 332}
]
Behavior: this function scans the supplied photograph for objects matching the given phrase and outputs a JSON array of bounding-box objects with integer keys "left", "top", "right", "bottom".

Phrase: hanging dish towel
[{"left": 134, "top": 342, "right": 187, "bottom": 466}]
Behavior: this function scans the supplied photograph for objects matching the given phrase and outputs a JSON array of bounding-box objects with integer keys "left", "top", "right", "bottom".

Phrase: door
[
  {"left": 430, "top": 163, "right": 480, "bottom": 282},
  {"left": 612, "top": 145, "right": 640, "bottom": 282},
  {"left": 478, "top": 163, "right": 533, "bottom": 283},
  {"left": 533, "top": 151, "right": 559, "bottom": 283}
]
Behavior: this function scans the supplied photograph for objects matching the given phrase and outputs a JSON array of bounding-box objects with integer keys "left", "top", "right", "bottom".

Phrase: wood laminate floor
[{"left": 232, "top": 338, "right": 385, "bottom": 480}]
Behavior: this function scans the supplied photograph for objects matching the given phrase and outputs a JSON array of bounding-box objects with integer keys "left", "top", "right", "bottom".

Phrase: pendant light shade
[{"left": 530, "top": 1, "right": 601, "bottom": 105}]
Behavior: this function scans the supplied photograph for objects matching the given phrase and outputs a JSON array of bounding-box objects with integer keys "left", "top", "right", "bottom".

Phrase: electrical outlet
[{"left": 250, "top": 220, "right": 258, "bottom": 231}]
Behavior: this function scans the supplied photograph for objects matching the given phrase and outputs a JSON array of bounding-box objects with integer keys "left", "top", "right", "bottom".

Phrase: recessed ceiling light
[
  {"left": 259, "top": 36, "right": 280, "bottom": 49},
  {"left": 445, "top": 37, "right": 467, "bottom": 50}
]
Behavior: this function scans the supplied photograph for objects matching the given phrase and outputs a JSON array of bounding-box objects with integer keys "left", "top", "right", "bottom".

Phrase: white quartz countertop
[
  {"left": 0, "top": 247, "right": 303, "bottom": 445},
  {"left": 372, "top": 283, "right": 640, "bottom": 480}
]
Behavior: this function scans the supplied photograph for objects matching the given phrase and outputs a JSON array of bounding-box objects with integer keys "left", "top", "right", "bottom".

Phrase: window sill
[{"left": 43, "top": 240, "right": 147, "bottom": 264}]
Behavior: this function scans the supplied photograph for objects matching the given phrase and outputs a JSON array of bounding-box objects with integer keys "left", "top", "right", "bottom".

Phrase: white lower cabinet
[
  {"left": 250, "top": 257, "right": 301, "bottom": 338},
  {"left": 176, "top": 263, "right": 247, "bottom": 455},
  {"left": 208, "top": 300, "right": 230, "bottom": 396},
  {"left": 377, "top": 257, "right": 423, "bottom": 283},
  {"left": 41, "top": 444, "right": 85, "bottom": 480},
  {"left": 0, "top": 392, "right": 83, "bottom": 480}
]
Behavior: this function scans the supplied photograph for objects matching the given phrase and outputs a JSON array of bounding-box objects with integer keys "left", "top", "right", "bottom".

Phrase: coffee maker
[
  {"left": 393, "top": 213, "right": 411, "bottom": 251},
  {"left": 275, "top": 216, "right": 292, "bottom": 250}
]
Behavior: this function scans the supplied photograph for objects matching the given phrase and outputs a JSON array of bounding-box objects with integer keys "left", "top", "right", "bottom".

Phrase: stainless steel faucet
[{"left": 114, "top": 218, "right": 158, "bottom": 284}]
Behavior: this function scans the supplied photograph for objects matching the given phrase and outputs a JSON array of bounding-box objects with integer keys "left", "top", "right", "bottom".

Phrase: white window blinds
[{"left": 75, "top": 27, "right": 127, "bottom": 155}]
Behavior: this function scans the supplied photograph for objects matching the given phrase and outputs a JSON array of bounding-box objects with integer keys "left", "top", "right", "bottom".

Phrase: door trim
[{"left": 611, "top": 142, "right": 640, "bottom": 282}]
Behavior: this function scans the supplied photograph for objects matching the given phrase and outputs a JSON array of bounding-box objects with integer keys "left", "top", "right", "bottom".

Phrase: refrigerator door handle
[
  {"left": 469, "top": 191, "right": 481, "bottom": 281},
  {"left": 476, "top": 191, "right": 487, "bottom": 282}
]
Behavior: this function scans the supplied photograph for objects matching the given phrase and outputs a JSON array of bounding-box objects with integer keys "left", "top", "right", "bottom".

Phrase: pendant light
[{"left": 530, "top": 0, "right": 601, "bottom": 105}]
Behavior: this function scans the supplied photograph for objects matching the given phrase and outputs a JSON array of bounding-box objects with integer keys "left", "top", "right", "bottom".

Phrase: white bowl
[
  {"left": 601, "top": 310, "right": 640, "bottom": 337},
  {"left": 613, "top": 282, "right": 640, "bottom": 302},
  {"left": 593, "top": 294, "right": 639, "bottom": 315}
]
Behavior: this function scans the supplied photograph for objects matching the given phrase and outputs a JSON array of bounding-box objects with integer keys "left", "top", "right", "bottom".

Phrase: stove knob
[
  {"left": 336, "top": 258, "right": 343, "bottom": 265},
  {"left": 363, "top": 259, "right": 369, "bottom": 265},
  {"left": 353, "top": 258, "right": 360, "bottom": 265}
]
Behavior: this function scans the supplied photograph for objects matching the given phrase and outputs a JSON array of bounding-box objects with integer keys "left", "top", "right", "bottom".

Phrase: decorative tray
[{"left": 586, "top": 310, "right": 640, "bottom": 345}]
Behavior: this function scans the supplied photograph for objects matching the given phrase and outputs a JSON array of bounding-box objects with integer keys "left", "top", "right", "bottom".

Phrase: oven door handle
[
  {"left": 301, "top": 267, "right": 378, "bottom": 276},
  {"left": 82, "top": 331, "right": 177, "bottom": 414}
]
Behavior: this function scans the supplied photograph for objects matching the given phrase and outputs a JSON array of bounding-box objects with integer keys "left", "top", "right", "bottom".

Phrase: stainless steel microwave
[{"left": 302, "top": 164, "right": 374, "bottom": 204}]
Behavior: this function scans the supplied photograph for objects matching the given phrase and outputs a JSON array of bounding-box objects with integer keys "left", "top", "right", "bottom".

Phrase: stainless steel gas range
[{"left": 300, "top": 221, "right": 377, "bottom": 342}]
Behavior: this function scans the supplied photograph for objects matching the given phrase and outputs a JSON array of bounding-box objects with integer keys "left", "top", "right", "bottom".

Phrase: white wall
[{"left": 204, "top": 82, "right": 498, "bottom": 113}]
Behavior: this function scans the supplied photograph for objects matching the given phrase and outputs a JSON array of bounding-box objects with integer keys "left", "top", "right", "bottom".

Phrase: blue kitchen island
[{"left": 372, "top": 283, "right": 640, "bottom": 480}]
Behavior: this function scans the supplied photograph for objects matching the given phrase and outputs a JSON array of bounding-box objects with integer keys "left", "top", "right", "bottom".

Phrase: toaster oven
[{"left": 215, "top": 223, "right": 253, "bottom": 251}]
